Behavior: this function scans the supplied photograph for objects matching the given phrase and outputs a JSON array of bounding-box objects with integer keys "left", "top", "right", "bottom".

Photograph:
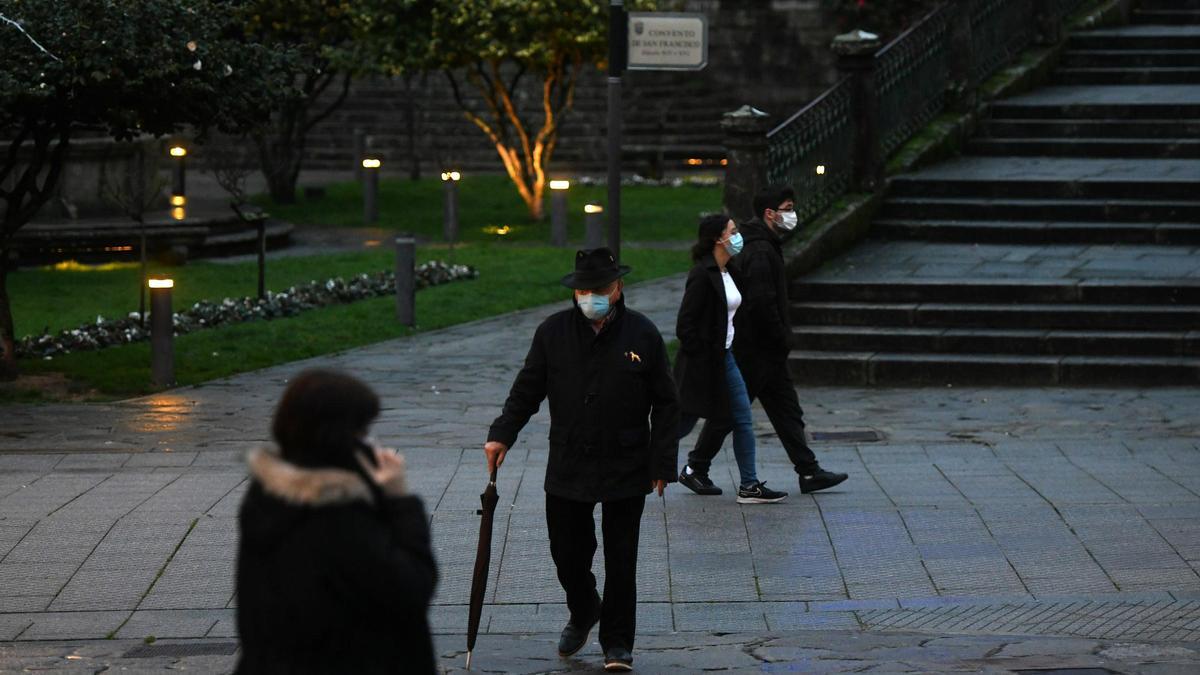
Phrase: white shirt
[{"left": 721, "top": 269, "right": 741, "bottom": 350}]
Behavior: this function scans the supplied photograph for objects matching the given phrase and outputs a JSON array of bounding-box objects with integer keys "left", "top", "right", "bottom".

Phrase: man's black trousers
[
  {"left": 545, "top": 493, "right": 645, "bottom": 652},
  {"left": 686, "top": 358, "right": 820, "bottom": 476}
]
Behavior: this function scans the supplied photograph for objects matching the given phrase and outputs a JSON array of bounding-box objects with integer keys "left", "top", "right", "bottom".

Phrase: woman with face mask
[{"left": 672, "top": 214, "right": 787, "bottom": 504}]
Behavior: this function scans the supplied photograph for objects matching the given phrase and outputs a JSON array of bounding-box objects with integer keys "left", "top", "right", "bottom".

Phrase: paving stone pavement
[{"left": 1, "top": 269, "right": 1199, "bottom": 671}]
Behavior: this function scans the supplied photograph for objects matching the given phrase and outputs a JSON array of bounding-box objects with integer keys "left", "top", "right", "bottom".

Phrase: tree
[
  {"left": 242, "top": 0, "right": 429, "bottom": 203},
  {"left": 0, "top": 0, "right": 291, "bottom": 379},
  {"left": 425, "top": 0, "right": 656, "bottom": 220}
]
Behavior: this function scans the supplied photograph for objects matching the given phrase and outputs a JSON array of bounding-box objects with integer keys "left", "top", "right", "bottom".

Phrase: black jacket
[
  {"left": 673, "top": 254, "right": 745, "bottom": 419},
  {"left": 731, "top": 218, "right": 792, "bottom": 371},
  {"left": 235, "top": 449, "right": 438, "bottom": 675},
  {"left": 488, "top": 297, "right": 679, "bottom": 502}
]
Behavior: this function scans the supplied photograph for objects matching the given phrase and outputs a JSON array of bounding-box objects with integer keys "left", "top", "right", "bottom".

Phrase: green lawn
[
  {"left": 6, "top": 244, "right": 691, "bottom": 401},
  {"left": 259, "top": 174, "right": 723, "bottom": 242}
]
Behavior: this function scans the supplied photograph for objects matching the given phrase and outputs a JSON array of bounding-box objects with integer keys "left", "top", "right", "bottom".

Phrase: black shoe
[
  {"left": 799, "top": 468, "right": 848, "bottom": 494},
  {"left": 736, "top": 481, "right": 787, "bottom": 504},
  {"left": 557, "top": 597, "right": 600, "bottom": 657},
  {"left": 603, "top": 646, "right": 633, "bottom": 671},
  {"left": 678, "top": 467, "right": 722, "bottom": 495}
]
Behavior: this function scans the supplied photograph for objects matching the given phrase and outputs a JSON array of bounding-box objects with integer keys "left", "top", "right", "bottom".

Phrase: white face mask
[{"left": 776, "top": 210, "right": 798, "bottom": 231}]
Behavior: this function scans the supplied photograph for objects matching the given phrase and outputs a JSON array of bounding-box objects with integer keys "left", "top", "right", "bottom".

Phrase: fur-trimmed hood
[{"left": 247, "top": 447, "right": 373, "bottom": 507}]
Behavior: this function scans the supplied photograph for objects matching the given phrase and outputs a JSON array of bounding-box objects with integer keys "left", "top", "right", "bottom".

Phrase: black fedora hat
[{"left": 560, "top": 248, "right": 631, "bottom": 290}]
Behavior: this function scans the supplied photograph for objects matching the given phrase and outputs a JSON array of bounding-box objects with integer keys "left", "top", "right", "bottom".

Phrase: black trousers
[
  {"left": 686, "top": 357, "right": 820, "bottom": 476},
  {"left": 545, "top": 493, "right": 645, "bottom": 652}
]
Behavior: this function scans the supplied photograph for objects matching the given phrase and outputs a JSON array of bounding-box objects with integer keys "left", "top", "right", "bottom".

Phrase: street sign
[{"left": 627, "top": 12, "right": 708, "bottom": 71}]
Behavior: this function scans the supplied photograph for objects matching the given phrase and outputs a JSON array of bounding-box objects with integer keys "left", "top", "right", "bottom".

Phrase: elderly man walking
[{"left": 484, "top": 248, "right": 679, "bottom": 672}]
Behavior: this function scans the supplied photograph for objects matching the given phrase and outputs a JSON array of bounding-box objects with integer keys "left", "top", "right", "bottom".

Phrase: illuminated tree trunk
[{"left": 446, "top": 57, "right": 579, "bottom": 221}]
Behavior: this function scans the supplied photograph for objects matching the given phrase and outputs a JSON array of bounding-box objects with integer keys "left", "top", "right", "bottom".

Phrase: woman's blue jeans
[{"left": 679, "top": 350, "right": 758, "bottom": 488}]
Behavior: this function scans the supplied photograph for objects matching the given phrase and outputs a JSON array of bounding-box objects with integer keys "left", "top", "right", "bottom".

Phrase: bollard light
[
  {"left": 549, "top": 179, "right": 570, "bottom": 247},
  {"left": 169, "top": 145, "right": 187, "bottom": 207},
  {"left": 148, "top": 277, "right": 175, "bottom": 387},
  {"left": 362, "top": 157, "right": 381, "bottom": 224},
  {"left": 442, "top": 170, "right": 461, "bottom": 243},
  {"left": 394, "top": 234, "right": 415, "bottom": 327},
  {"left": 584, "top": 203, "right": 605, "bottom": 249}
]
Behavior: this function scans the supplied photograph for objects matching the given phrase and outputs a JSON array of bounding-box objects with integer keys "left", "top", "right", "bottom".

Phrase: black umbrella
[{"left": 465, "top": 468, "right": 499, "bottom": 669}]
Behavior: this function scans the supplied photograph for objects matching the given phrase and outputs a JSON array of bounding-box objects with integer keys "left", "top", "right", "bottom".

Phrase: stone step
[
  {"left": 879, "top": 196, "right": 1200, "bottom": 223},
  {"left": 792, "top": 325, "right": 1197, "bottom": 357},
  {"left": 870, "top": 219, "right": 1200, "bottom": 244},
  {"left": 887, "top": 175, "right": 1199, "bottom": 201},
  {"left": 1141, "top": 0, "right": 1200, "bottom": 10},
  {"left": 1054, "top": 67, "right": 1200, "bottom": 85},
  {"left": 1069, "top": 30, "right": 1200, "bottom": 50},
  {"left": 787, "top": 351, "right": 1200, "bottom": 386},
  {"left": 791, "top": 278, "right": 1200, "bottom": 304},
  {"left": 1133, "top": 9, "right": 1200, "bottom": 24},
  {"left": 965, "top": 137, "right": 1200, "bottom": 158},
  {"left": 790, "top": 301, "right": 1200, "bottom": 330},
  {"left": 991, "top": 100, "right": 1200, "bottom": 119},
  {"left": 992, "top": 84, "right": 1200, "bottom": 119},
  {"left": 1060, "top": 50, "right": 1200, "bottom": 68},
  {"left": 982, "top": 118, "right": 1200, "bottom": 139}
]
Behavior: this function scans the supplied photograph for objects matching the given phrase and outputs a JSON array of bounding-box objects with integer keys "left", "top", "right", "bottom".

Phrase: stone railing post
[
  {"left": 948, "top": 4, "right": 978, "bottom": 112},
  {"left": 721, "top": 105, "right": 772, "bottom": 222},
  {"left": 832, "top": 30, "right": 884, "bottom": 193}
]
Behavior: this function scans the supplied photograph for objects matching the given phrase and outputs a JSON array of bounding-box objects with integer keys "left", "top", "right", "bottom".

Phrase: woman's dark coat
[
  {"left": 487, "top": 296, "right": 680, "bottom": 502},
  {"left": 673, "top": 253, "right": 744, "bottom": 420},
  {"left": 235, "top": 449, "right": 438, "bottom": 675}
]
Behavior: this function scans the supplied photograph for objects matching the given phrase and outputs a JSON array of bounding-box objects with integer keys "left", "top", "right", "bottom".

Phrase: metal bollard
[
  {"left": 395, "top": 234, "right": 415, "bottom": 326},
  {"left": 584, "top": 204, "right": 605, "bottom": 250},
  {"left": 149, "top": 278, "right": 175, "bottom": 387},
  {"left": 363, "top": 158, "right": 381, "bottom": 224},
  {"left": 549, "top": 180, "right": 569, "bottom": 246},
  {"left": 441, "top": 171, "right": 461, "bottom": 243}
]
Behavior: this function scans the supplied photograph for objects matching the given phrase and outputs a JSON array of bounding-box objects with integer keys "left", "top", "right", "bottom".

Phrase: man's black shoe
[
  {"left": 799, "top": 469, "right": 848, "bottom": 494},
  {"left": 557, "top": 598, "right": 600, "bottom": 657},
  {"left": 603, "top": 646, "right": 633, "bottom": 671},
  {"left": 678, "top": 468, "right": 722, "bottom": 495}
]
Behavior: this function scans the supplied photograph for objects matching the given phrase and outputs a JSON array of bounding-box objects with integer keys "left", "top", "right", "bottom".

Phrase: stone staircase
[{"left": 788, "top": 2, "right": 1200, "bottom": 386}]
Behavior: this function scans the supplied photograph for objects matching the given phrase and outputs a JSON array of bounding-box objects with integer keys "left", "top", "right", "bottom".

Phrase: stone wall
[{"left": 292, "top": 0, "right": 845, "bottom": 177}]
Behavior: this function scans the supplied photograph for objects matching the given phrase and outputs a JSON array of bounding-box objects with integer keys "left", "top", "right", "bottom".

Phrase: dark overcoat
[
  {"left": 235, "top": 449, "right": 438, "bottom": 675},
  {"left": 487, "top": 297, "right": 680, "bottom": 503},
  {"left": 731, "top": 218, "right": 793, "bottom": 389},
  {"left": 672, "top": 253, "right": 745, "bottom": 419}
]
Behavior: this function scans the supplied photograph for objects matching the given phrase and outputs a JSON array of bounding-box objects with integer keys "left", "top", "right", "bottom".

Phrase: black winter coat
[
  {"left": 235, "top": 449, "right": 438, "bottom": 675},
  {"left": 673, "top": 254, "right": 745, "bottom": 419},
  {"left": 731, "top": 218, "right": 792, "bottom": 382},
  {"left": 488, "top": 297, "right": 680, "bottom": 502}
]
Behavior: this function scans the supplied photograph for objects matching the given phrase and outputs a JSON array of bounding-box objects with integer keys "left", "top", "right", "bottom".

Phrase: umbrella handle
[{"left": 489, "top": 468, "right": 497, "bottom": 486}]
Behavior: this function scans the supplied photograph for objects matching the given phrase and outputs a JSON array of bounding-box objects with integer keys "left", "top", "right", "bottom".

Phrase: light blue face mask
[
  {"left": 723, "top": 232, "right": 744, "bottom": 256},
  {"left": 576, "top": 292, "right": 611, "bottom": 320}
]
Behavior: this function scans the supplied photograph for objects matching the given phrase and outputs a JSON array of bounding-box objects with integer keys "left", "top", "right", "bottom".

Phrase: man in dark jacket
[
  {"left": 679, "top": 185, "right": 848, "bottom": 496},
  {"left": 484, "top": 248, "right": 679, "bottom": 673}
]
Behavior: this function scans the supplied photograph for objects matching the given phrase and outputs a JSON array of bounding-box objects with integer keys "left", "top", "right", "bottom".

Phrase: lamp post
[
  {"left": 584, "top": 204, "right": 605, "bottom": 249},
  {"left": 441, "top": 171, "right": 461, "bottom": 243},
  {"left": 549, "top": 179, "right": 570, "bottom": 247},
  {"left": 148, "top": 278, "right": 175, "bottom": 387},
  {"left": 362, "top": 158, "right": 381, "bottom": 224},
  {"left": 169, "top": 145, "right": 187, "bottom": 220}
]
